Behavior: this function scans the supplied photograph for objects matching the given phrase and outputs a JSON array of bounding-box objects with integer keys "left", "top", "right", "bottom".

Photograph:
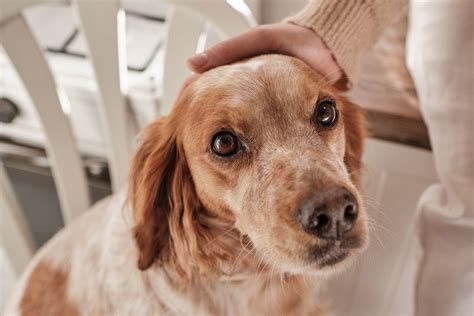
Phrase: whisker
[{"left": 203, "top": 226, "right": 235, "bottom": 249}]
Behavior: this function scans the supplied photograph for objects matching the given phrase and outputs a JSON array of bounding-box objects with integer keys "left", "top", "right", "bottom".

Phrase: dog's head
[{"left": 128, "top": 55, "right": 367, "bottom": 279}]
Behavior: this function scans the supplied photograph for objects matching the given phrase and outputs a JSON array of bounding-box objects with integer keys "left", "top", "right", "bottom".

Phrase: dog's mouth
[{"left": 309, "top": 236, "right": 363, "bottom": 268}]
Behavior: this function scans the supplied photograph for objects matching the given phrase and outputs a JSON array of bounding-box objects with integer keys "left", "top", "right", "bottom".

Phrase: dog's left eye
[
  {"left": 314, "top": 99, "right": 338, "bottom": 126},
  {"left": 211, "top": 132, "right": 240, "bottom": 157}
]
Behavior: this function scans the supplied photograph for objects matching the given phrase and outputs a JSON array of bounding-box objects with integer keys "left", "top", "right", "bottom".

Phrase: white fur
[{"left": 4, "top": 191, "right": 323, "bottom": 315}]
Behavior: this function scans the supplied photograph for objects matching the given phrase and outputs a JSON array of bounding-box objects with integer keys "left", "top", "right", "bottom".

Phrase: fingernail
[{"left": 188, "top": 52, "right": 208, "bottom": 68}]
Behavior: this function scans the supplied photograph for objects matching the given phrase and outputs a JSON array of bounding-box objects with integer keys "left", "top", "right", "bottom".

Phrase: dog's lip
[
  {"left": 318, "top": 250, "right": 349, "bottom": 267},
  {"left": 338, "top": 236, "right": 363, "bottom": 249},
  {"left": 309, "top": 236, "right": 362, "bottom": 266}
]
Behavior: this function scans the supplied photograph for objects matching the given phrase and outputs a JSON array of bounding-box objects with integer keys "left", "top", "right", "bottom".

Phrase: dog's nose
[{"left": 297, "top": 187, "right": 358, "bottom": 240}]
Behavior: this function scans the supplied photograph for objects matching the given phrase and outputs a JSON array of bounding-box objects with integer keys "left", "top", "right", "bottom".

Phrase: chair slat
[
  {"left": 190, "top": 1, "right": 257, "bottom": 37},
  {"left": 0, "top": 0, "right": 64, "bottom": 24},
  {"left": 161, "top": 0, "right": 256, "bottom": 37},
  {"left": 161, "top": 7, "right": 204, "bottom": 115},
  {"left": 1, "top": 15, "right": 91, "bottom": 223},
  {"left": 159, "top": 1, "right": 254, "bottom": 114},
  {"left": 0, "top": 163, "right": 36, "bottom": 275},
  {"left": 74, "top": 0, "right": 131, "bottom": 191}
]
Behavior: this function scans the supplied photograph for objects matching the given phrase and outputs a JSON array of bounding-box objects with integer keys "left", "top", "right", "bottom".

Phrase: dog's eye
[
  {"left": 211, "top": 132, "right": 239, "bottom": 157},
  {"left": 315, "top": 99, "right": 338, "bottom": 126}
]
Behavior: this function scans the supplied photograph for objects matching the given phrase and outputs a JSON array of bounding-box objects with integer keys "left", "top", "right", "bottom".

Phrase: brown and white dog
[{"left": 5, "top": 55, "right": 367, "bottom": 315}]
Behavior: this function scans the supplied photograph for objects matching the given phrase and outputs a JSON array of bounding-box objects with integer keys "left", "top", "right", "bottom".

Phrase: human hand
[{"left": 186, "top": 23, "right": 343, "bottom": 85}]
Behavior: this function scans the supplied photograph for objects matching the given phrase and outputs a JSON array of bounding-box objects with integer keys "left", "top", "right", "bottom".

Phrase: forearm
[{"left": 287, "top": 0, "right": 408, "bottom": 88}]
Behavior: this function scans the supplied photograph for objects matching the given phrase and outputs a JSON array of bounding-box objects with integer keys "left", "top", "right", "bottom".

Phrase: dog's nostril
[
  {"left": 343, "top": 203, "right": 358, "bottom": 223},
  {"left": 315, "top": 213, "right": 330, "bottom": 230},
  {"left": 340, "top": 203, "right": 358, "bottom": 234}
]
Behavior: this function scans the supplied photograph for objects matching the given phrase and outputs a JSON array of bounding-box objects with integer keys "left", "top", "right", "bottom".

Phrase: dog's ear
[
  {"left": 128, "top": 117, "right": 178, "bottom": 270},
  {"left": 128, "top": 107, "right": 223, "bottom": 277},
  {"left": 341, "top": 99, "right": 366, "bottom": 189}
]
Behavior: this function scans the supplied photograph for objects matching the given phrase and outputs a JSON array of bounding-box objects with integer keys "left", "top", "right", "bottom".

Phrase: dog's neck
[
  {"left": 147, "top": 224, "right": 324, "bottom": 315},
  {"left": 149, "top": 259, "right": 323, "bottom": 315},
  {"left": 109, "top": 201, "right": 323, "bottom": 314}
]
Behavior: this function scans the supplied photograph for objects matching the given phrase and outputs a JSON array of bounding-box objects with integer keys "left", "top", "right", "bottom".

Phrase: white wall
[
  {"left": 261, "top": 0, "right": 306, "bottom": 23},
  {"left": 329, "top": 139, "right": 437, "bottom": 315}
]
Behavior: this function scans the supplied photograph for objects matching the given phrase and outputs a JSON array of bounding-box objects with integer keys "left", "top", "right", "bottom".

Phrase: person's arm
[
  {"left": 187, "top": 0, "right": 408, "bottom": 90},
  {"left": 286, "top": 0, "right": 408, "bottom": 88}
]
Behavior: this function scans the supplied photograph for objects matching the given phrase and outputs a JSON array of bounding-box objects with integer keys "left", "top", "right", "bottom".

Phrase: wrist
[{"left": 280, "top": 23, "right": 344, "bottom": 87}]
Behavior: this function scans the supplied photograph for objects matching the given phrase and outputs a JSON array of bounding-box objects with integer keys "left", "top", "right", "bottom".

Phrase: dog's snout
[{"left": 297, "top": 187, "right": 358, "bottom": 240}]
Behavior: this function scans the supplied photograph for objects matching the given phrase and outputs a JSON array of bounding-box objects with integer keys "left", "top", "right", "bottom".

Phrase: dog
[{"left": 5, "top": 54, "right": 367, "bottom": 315}]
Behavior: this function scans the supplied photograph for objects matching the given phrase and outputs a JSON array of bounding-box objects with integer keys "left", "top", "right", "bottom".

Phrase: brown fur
[
  {"left": 20, "top": 262, "right": 78, "bottom": 316},
  {"left": 129, "top": 55, "right": 367, "bottom": 281},
  {"left": 128, "top": 102, "right": 241, "bottom": 281},
  {"left": 9, "top": 55, "right": 367, "bottom": 315}
]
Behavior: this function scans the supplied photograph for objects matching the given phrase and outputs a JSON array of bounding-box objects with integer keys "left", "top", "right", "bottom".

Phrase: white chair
[{"left": 0, "top": 0, "right": 255, "bottom": 276}]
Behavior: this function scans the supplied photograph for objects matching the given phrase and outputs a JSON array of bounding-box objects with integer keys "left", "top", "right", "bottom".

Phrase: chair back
[{"left": 0, "top": 0, "right": 254, "bottom": 273}]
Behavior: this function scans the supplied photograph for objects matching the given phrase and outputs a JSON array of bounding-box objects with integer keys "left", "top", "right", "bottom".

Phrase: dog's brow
[{"left": 225, "top": 94, "right": 246, "bottom": 108}]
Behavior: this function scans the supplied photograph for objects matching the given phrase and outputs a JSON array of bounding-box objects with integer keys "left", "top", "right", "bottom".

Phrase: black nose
[{"left": 297, "top": 187, "right": 358, "bottom": 240}]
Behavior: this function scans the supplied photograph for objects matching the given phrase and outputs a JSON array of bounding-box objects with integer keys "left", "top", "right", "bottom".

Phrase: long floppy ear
[
  {"left": 128, "top": 113, "right": 228, "bottom": 276},
  {"left": 128, "top": 77, "right": 201, "bottom": 271},
  {"left": 341, "top": 99, "right": 366, "bottom": 189},
  {"left": 128, "top": 117, "right": 178, "bottom": 270}
]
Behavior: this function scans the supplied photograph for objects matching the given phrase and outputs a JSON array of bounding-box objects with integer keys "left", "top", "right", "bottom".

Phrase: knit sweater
[{"left": 286, "top": 0, "right": 408, "bottom": 88}]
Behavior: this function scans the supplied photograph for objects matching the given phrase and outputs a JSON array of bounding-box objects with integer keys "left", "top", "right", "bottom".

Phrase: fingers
[
  {"left": 185, "top": 23, "right": 344, "bottom": 87},
  {"left": 187, "top": 26, "right": 277, "bottom": 73}
]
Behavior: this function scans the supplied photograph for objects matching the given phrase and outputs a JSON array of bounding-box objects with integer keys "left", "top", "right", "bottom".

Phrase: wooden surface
[
  {"left": 365, "top": 109, "right": 430, "bottom": 150},
  {"left": 347, "top": 14, "right": 431, "bottom": 150}
]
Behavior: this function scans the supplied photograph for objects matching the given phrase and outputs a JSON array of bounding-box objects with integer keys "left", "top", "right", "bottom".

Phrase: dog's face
[{"left": 129, "top": 55, "right": 367, "bottom": 278}]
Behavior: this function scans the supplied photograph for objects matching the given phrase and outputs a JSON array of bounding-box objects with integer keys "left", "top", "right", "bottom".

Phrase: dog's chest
[{"left": 173, "top": 277, "right": 325, "bottom": 316}]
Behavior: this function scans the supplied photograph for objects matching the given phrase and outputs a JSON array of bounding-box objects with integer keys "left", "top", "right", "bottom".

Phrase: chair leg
[{"left": 0, "top": 162, "right": 36, "bottom": 276}]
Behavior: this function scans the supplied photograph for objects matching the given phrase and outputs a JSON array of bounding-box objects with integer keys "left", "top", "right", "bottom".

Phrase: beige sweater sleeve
[{"left": 286, "top": 0, "right": 408, "bottom": 88}]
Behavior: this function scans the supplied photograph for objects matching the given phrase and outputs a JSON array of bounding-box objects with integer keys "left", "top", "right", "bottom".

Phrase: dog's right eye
[
  {"left": 314, "top": 98, "right": 338, "bottom": 126},
  {"left": 211, "top": 132, "right": 240, "bottom": 157}
]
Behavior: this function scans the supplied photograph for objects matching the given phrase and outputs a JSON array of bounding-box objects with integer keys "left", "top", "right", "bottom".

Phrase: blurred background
[{"left": 0, "top": 0, "right": 437, "bottom": 314}]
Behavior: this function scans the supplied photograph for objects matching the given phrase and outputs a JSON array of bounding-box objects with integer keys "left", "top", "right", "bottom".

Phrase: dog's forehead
[
  {"left": 194, "top": 56, "right": 311, "bottom": 92},
  {"left": 188, "top": 55, "right": 320, "bottom": 111}
]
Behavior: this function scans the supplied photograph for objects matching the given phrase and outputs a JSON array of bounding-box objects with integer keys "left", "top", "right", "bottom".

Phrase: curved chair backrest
[
  {"left": 159, "top": 0, "right": 257, "bottom": 113},
  {"left": 1, "top": 0, "right": 92, "bottom": 224},
  {"left": 0, "top": 0, "right": 254, "bottom": 273}
]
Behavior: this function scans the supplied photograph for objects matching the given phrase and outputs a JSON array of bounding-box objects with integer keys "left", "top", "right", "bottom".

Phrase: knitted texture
[{"left": 286, "top": 0, "right": 408, "bottom": 89}]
